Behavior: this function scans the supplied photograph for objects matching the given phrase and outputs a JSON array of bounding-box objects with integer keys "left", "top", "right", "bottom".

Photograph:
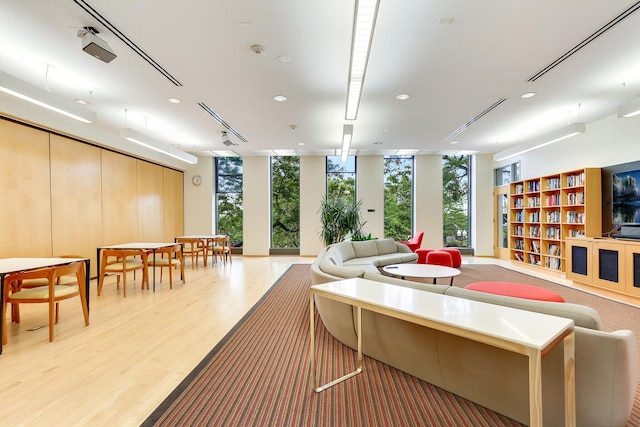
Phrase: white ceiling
[{"left": 2, "top": 0, "right": 640, "bottom": 160}]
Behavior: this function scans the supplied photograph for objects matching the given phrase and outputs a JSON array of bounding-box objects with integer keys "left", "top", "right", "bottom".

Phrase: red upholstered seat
[
  {"left": 425, "top": 250, "right": 453, "bottom": 267},
  {"left": 398, "top": 231, "right": 424, "bottom": 252},
  {"left": 464, "top": 281, "right": 565, "bottom": 303},
  {"left": 439, "top": 248, "right": 462, "bottom": 268},
  {"left": 415, "top": 248, "right": 434, "bottom": 264}
]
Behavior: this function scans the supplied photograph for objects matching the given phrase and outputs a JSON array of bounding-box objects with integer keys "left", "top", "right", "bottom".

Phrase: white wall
[
  {"left": 357, "top": 156, "right": 385, "bottom": 239},
  {"left": 415, "top": 155, "right": 444, "bottom": 250},
  {"left": 242, "top": 157, "right": 270, "bottom": 255},
  {"left": 300, "top": 156, "right": 325, "bottom": 256},
  {"left": 183, "top": 156, "right": 214, "bottom": 235}
]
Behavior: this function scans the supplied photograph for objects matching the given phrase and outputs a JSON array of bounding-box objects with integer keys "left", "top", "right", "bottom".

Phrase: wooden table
[
  {"left": 382, "top": 263, "right": 461, "bottom": 285},
  {"left": 0, "top": 257, "right": 91, "bottom": 355},
  {"left": 175, "top": 235, "right": 226, "bottom": 266},
  {"left": 310, "top": 278, "right": 576, "bottom": 427},
  {"left": 96, "top": 243, "right": 177, "bottom": 291}
]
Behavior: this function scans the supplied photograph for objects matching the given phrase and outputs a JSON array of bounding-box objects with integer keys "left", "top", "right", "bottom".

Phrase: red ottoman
[
  {"left": 440, "top": 248, "right": 462, "bottom": 268},
  {"left": 465, "top": 281, "right": 565, "bottom": 303},
  {"left": 425, "top": 250, "right": 453, "bottom": 267},
  {"left": 415, "top": 248, "right": 434, "bottom": 264}
]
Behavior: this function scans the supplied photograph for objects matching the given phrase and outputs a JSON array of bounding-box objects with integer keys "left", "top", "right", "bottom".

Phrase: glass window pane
[
  {"left": 271, "top": 156, "right": 300, "bottom": 249},
  {"left": 215, "top": 157, "right": 243, "bottom": 247},
  {"left": 443, "top": 155, "right": 470, "bottom": 248},
  {"left": 384, "top": 156, "right": 413, "bottom": 240}
]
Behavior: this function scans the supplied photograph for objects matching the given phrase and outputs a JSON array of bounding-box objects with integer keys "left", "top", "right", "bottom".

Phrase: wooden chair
[
  {"left": 2, "top": 261, "right": 89, "bottom": 345},
  {"left": 212, "top": 236, "right": 232, "bottom": 264},
  {"left": 146, "top": 244, "right": 185, "bottom": 289},
  {"left": 176, "top": 237, "right": 206, "bottom": 268},
  {"left": 98, "top": 249, "right": 149, "bottom": 297}
]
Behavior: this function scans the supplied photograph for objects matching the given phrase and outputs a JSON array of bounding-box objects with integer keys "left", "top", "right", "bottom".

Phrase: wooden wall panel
[
  {"left": 163, "top": 168, "right": 185, "bottom": 241},
  {"left": 50, "top": 134, "right": 103, "bottom": 276},
  {"left": 137, "top": 160, "right": 164, "bottom": 241},
  {"left": 0, "top": 120, "right": 52, "bottom": 257},
  {"left": 101, "top": 150, "right": 139, "bottom": 244}
]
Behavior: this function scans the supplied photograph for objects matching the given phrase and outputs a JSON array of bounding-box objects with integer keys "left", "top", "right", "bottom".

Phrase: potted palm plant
[{"left": 319, "top": 196, "right": 367, "bottom": 245}]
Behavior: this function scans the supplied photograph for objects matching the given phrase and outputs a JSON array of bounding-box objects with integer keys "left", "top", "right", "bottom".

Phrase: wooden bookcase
[{"left": 509, "top": 168, "right": 601, "bottom": 273}]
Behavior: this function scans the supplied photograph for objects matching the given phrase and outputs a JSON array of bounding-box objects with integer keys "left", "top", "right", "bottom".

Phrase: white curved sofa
[{"left": 310, "top": 244, "right": 638, "bottom": 427}]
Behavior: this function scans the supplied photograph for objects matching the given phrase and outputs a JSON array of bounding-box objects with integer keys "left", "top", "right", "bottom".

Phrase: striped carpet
[{"left": 143, "top": 264, "right": 640, "bottom": 426}]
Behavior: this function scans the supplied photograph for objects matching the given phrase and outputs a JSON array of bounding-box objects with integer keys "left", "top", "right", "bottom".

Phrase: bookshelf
[{"left": 509, "top": 168, "right": 601, "bottom": 273}]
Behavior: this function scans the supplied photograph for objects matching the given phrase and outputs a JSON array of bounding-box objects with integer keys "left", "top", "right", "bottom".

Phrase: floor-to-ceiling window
[
  {"left": 270, "top": 156, "right": 300, "bottom": 250},
  {"left": 384, "top": 156, "right": 414, "bottom": 240},
  {"left": 443, "top": 155, "right": 471, "bottom": 248},
  {"left": 215, "top": 157, "right": 243, "bottom": 247}
]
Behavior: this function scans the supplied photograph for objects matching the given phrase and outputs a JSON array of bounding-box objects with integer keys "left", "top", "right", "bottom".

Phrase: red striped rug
[{"left": 143, "top": 264, "right": 525, "bottom": 426}]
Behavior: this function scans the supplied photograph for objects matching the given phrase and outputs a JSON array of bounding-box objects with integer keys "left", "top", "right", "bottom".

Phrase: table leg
[
  {"left": 0, "top": 273, "right": 5, "bottom": 354},
  {"left": 528, "top": 348, "right": 543, "bottom": 427},
  {"left": 96, "top": 247, "right": 101, "bottom": 293},
  {"left": 564, "top": 331, "right": 576, "bottom": 426},
  {"left": 83, "top": 259, "right": 91, "bottom": 312},
  {"left": 311, "top": 295, "right": 363, "bottom": 392}
]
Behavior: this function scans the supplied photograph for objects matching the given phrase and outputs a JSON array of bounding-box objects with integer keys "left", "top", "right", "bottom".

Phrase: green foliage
[
  {"left": 319, "top": 196, "right": 367, "bottom": 245},
  {"left": 442, "top": 155, "right": 470, "bottom": 247},
  {"left": 271, "top": 156, "right": 300, "bottom": 248},
  {"left": 216, "top": 157, "right": 243, "bottom": 246},
  {"left": 384, "top": 157, "right": 413, "bottom": 240}
]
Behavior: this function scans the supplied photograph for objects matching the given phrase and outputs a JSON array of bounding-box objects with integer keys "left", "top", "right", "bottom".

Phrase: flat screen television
[{"left": 612, "top": 169, "right": 640, "bottom": 225}]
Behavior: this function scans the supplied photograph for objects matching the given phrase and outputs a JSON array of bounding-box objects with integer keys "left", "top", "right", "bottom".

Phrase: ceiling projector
[
  {"left": 78, "top": 27, "right": 116, "bottom": 63},
  {"left": 221, "top": 131, "right": 235, "bottom": 146}
]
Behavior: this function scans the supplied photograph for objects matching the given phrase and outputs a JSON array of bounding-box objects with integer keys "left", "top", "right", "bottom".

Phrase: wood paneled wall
[{"left": 0, "top": 118, "right": 184, "bottom": 276}]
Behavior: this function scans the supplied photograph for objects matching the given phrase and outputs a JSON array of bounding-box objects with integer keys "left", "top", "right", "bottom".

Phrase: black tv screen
[{"left": 612, "top": 169, "right": 640, "bottom": 225}]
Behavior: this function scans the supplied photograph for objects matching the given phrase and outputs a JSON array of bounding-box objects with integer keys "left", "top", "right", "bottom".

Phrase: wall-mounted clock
[{"left": 192, "top": 175, "right": 202, "bottom": 186}]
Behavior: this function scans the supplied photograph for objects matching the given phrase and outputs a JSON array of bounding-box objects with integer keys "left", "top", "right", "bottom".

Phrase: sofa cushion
[
  {"left": 445, "top": 287, "right": 602, "bottom": 330},
  {"left": 352, "top": 240, "right": 379, "bottom": 258},
  {"left": 330, "top": 242, "right": 355, "bottom": 264},
  {"left": 320, "top": 260, "right": 366, "bottom": 279},
  {"left": 376, "top": 238, "right": 398, "bottom": 255}
]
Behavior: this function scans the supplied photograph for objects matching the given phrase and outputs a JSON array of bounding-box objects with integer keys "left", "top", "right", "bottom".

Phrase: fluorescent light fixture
[
  {"left": 493, "top": 122, "right": 585, "bottom": 162},
  {"left": 0, "top": 70, "right": 96, "bottom": 123},
  {"left": 273, "top": 149, "right": 296, "bottom": 156},
  {"left": 617, "top": 96, "right": 640, "bottom": 118},
  {"left": 345, "top": 0, "right": 380, "bottom": 120},
  {"left": 341, "top": 124, "right": 354, "bottom": 162},
  {"left": 120, "top": 128, "right": 198, "bottom": 164}
]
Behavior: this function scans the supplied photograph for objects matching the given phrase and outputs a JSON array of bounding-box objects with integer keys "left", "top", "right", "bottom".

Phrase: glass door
[{"left": 494, "top": 185, "right": 510, "bottom": 259}]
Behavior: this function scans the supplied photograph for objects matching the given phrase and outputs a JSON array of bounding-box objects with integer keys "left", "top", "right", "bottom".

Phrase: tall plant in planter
[{"left": 319, "top": 196, "right": 367, "bottom": 245}]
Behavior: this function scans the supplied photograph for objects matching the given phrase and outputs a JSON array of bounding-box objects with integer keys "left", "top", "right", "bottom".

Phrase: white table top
[
  {"left": 311, "top": 278, "right": 574, "bottom": 350},
  {"left": 0, "top": 257, "right": 86, "bottom": 275},
  {"left": 383, "top": 263, "right": 460, "bottom": 279},
  {"left": 99, "top": 242, "right": 176, "bottom": 250},
  {"left": 176, "top": 235, "right": 225, "bottom": 239}
]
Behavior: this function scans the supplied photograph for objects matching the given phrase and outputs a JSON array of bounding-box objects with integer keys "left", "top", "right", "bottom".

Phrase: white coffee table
[{"left": 382, "top": 263, "right": 460, "bottom": 285}]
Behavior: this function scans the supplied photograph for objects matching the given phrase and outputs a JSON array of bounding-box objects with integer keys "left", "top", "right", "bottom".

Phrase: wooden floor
[{"left": 1, "top": 255, "right": 637, "bottom": 426}]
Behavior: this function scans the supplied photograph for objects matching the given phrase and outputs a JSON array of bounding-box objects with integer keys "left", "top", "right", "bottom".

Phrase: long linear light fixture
[
  {"left": 121, "top": 128, "right": 198, "bottom": 164},
  {"left": 0, "top": 70, "right": 96, "bottom": 123},
  {"left": 617, "top": 96, "right": 640, "bottom": 118},
  {"left": 345, "top": 0, "right": 380, "bottom": 120},
  {"left": 493, "top": 122, "right": 585, "bottom": 162},
  {"left": 341, "top": 124, "right": 354, "bottom": 162}
]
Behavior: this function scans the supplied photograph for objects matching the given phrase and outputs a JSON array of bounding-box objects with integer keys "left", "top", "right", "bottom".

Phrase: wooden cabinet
[
  {"left": 509, "top": 168, "right": 601, "bottom": 273},
  {"left": 566, "top": 237, "right": 640, "bottom": 297}
]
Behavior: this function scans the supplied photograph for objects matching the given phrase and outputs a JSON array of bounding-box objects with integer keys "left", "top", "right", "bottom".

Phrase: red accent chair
[
  {"left": 425, "top": 250, "right": 453, "bottom": 267},
  {"left": 439, "top": 248, "right": 462, "bottom": 268},
  {"left": 398, "top": 231, "right": 424, "bottom": 252},
  {"left": 415, "top": 248, "right": 434, "bottom": 264}
]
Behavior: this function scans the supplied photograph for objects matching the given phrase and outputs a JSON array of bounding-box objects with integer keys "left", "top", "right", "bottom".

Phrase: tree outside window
[
  {"left": 271, "top": 156, "right": 300, "bottom": 249},
  {"left": 216, "top": 157, "right": 243, "bottom": 247},
  {"left": 327, "top": 156, "right": 356, "bottom": 203},
  {"left": 384, "top": 156, "right": 413, "bottom": 240},
  {"left": 443, "top": 155, "right": 470, "bottom": 247}
]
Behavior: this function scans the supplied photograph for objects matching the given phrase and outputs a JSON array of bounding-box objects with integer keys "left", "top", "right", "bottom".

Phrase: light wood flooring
[{"left": 0, "top": 255, "right": 638, "bottom": 426}]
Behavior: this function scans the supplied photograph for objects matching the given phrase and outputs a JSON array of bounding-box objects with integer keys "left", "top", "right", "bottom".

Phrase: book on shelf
[
  {"left": 528, "top": 254, "right": 541, "bottom": 266},
  {"left": 547, "top": 244, "right": 561, "bottom": 256},
  {"left": 546, "top": 177, "right": 561, "bottom": 189},
  {"left": 545, "top": 257, "right": 561, "bottom": 270},
  {"left": 514, "top": 252, "right": 524, "bottom": 262},
  {"left": 566, "top": 172, "right": 585, "bottom": 187},
  {"left": 530, "top": 240, "right": 540, "bottom": 253}
]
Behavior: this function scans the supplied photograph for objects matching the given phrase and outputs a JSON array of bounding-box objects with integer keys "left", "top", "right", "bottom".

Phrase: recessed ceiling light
[
  {"left": 521, "top": 92, "right": 536, "bottom": 99},
  {"left": 273, "top": 95, "right": 287, "bottom": 102},
  {"left": 450, "top": 140, "right": 459, "bottom": 144},
  {"left": 374, "top": 141, "right": 382, "bottom": 145},
  {"left": 75, "top": 98, "right": 89, "bottom": 105},
  {"left": 298, "top": 142, "right": 305, "bottom": 146},
  {"left": 383, "top": 129, "right": 389, "bottom": 132},
  {"left": 396, "top": 93, "right": 411, "bottom": 101},
  {"left": 239, "top": 22, "right": 254, "bottom": 29},
  {"left": 278, "top": 55, "right": 291, "bottom": 63},
  {"left": 438, "top": 18, "right": 454, "bottom": 25},
  {"left": 168, "top": 98, "right": 182, "bottom": 104}
]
